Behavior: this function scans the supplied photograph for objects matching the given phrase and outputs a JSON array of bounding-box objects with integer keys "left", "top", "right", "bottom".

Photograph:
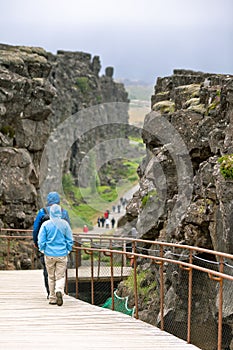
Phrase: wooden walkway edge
[
  {"left": 0, "top": 270, "right": 201, "bottom": 350},
  {"left": 67, "top": 266, "right": 132, "bottom": 282}
]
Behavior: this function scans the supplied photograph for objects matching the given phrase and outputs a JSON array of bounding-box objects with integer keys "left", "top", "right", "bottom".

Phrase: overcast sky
[{"left": 0, "top": 0, "right": 232, "bottom": 83}]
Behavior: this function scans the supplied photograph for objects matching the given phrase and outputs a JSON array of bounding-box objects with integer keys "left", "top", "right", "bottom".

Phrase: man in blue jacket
[
  {"left": 38, "top": 203, "right": 73, "bottom": 306},
  {"left": 32, "top": 192, "right": 70, "bottom": 298}
]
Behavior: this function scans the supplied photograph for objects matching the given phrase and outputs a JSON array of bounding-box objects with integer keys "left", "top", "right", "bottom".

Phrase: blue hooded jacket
[
  {"left": 38, "top": 204, "right": 73, "bottom": 257},
  {"left": 32, "top": 192, "right": 70, "bottom": 246}
]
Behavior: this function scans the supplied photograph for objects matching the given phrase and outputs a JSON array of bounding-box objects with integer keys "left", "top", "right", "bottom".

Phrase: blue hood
[
  {"left": 49, "top": 204, "right": 62, "bottom": 219},
  {"left": 47, "top": 192, "right": 60, "bottom": 206}
]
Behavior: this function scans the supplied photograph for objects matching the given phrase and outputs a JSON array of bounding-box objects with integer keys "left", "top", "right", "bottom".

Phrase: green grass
[
  {"left": 61, "top": 140, "right": 145, "bottom": 229},
  {"left": 97, "top": 186, "right": 118, "bottom": 202},
  {"left": 141, "top": 189, "right": 157, "bottom": 208},
  {"left": 62, "top": 161, "right": 141, "bottom": 230},
  {"left": 129, "top": 136, "right": 144, "bottom": 144},
  {"left": 124, "top": 269, "right": 157, "bottom": 303},
  {"left": 76, "top": 77, "right": 90, "bottom": 93},
  {"left": 80, "top": 243, "right": 111, "bottom": 264},
  {"left": 70, "top": 204, "right": 96, "bottom": 229}
]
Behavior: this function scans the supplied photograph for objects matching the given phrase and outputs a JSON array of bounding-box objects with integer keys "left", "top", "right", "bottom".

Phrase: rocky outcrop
[
  {"left": 0, "top": 44, "right": 129, "bottom": 229},
  {"left": 121, "top": 69, "right": 233, "bottom": 349}
]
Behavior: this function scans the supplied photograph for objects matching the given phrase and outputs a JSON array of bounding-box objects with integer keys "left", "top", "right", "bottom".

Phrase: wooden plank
[
  {"left": 67, "top": 266, "right": 132, "bottom": 282},
  {"left": 0, "top": 270, "right": 200, "bottom": 350}
]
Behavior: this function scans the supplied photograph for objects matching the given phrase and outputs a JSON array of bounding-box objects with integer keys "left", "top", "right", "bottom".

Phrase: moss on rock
[
  {"left": 187, "top": 103, "right": 206, "bottom": 115},
  {"left": 152, "top": 100, "right": 175, "bottom": 114},
  {"left": 183, "top": 97, "right": 200, "bottom": 109}
]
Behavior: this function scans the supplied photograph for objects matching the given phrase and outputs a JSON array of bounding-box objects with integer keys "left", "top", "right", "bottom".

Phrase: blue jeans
[{"left": 40, "top": 254, "right": 49, "bottom": 295}]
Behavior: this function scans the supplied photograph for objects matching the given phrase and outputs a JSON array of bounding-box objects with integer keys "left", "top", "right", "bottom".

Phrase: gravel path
[{"left": 90, "top": 184, "right": 139, "bottom": 235}]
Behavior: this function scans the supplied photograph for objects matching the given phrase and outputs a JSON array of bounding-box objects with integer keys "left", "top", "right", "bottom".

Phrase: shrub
[
  {"left": 0, "top": 125, "right": 15, "bottom": 138},
  {"left": 218, "top": 154, "right": 233, "bottom": 179},
  {"left": 141, "top": 189, "right": 157, "bottom": 208},
  {"left": 62, "top": 173, "right": 74, "bottom": 193},
  {"left": 76, "top": 77, "right": 89, "bottom": 93},
  {"left": 96, "top": 95, "right": 102, "bottom": 103},
  {"left": 124, "top": 269, "right": 157, "bottom": 302}
]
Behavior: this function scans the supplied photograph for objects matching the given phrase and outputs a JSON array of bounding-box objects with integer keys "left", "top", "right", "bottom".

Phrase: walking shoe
[
  {"left": 49, "top": 301, "right": 57, "bottom": 305},
  {"left": 56, "top": 291, "right": 63, "bottom": 306}
]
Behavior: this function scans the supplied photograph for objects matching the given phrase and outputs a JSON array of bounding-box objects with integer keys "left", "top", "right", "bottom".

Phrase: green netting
[{"left": 102, "top": 290, "right": 135, "bottom": 316}]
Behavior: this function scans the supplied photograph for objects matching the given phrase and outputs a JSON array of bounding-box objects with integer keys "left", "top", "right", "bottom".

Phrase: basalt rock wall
[
  {"left": 121, "top": 69, "right": 233, "bottom": 349},
  {"left": 0, "top": 44, "right": 129, "bottom": 229}
]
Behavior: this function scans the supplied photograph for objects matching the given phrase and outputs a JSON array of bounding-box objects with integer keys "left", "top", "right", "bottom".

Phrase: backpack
[
  {"left": 40, "top": 207, "right": 50, "bottom": 226},
  {"left": 35, "top": 207, "right": 50, "bottom": 253},
  {"left": 40, "top": 207, "right": 65, "bottom": 226},
  {"left": 35, "top": 206, "right": 66, "bottom": 251}
]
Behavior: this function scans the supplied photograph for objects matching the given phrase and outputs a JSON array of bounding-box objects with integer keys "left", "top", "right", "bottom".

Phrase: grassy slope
[
  {"left": 63, "top": 83, "right": 153, "bottom": 229},
  {"left": 62, "top": 140, "right": 145, "bottom": 230}
]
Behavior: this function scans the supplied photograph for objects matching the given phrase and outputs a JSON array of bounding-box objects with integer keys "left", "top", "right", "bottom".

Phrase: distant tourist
[
  {"left": 105, "top": 218, "right": 110, "bottom": 229},
  {"left": 122, "top": 198, "right": 127, "bottom": 207},
  {"left": 100, "top": 216, "right": 105, "bottom": 227},
  {"left": 83, "top": 225, "right": 89, "bottom": 233},
  {"left": 131, "top": 227, "right": 137, "bottom": 238},
  {"left": 38, "top": 204, "right": 73, "bottom": 306},
  {"left": 111, "top": 217, "right": 116, "bottom": 228}
]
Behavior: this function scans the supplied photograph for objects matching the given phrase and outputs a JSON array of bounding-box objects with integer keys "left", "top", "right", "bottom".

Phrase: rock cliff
[
  {"left": 120, "top": 69, "right": 233, "bottom": 349},
  {"left": 0, "top": 43, "right": 129, "bottom": 228}
]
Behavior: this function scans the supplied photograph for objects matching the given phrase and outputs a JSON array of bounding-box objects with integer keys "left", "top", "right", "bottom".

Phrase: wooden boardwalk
[
  {"left": 67, "top": 265, "right": 132, "bottom": 281},
  {"left": 0, "top": 270, "right": 201, "bottom": 350}
]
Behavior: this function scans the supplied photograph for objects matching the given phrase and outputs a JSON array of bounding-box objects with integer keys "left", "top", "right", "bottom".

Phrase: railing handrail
[
  {"left": 0, "top": 228, "right": 233, "bottom": 259},
  {"left": 0, "top": 228, "right": 33, "bottom": 233},
  {"left": 73, "top": 232, "right": 233, "bottom": 260},
  {"left": 1, "top": 229, "right": 232, "bottom": 349},
  {"left": 1, "top": 228, "right": 233, "bottom": 261},
  {"left": 70, "top": 245, "right": 233, "bottom": 282}
]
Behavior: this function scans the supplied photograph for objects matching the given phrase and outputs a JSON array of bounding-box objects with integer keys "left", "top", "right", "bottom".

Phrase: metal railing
[{"left": 1, "top": 228, "right": 233, "bottom": 350}]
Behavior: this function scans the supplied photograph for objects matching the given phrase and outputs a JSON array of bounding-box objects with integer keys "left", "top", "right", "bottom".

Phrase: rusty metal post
[
  {"left": 90, "top": 250, "right": 94, "bottom": 305},
  {"left": 187, "top": 252, "right": 193, "bottom": 343},
  {"left": 97, "top": 237, "right": 101, "bottom": 278},
  {"left": 154, "top": 249, "right": 164, "bottom": 329},
  {"left": 123, "top": 240, "right": 127, "bottom": 266},
  {"left": 110, "top": 251, "right": 114, "bottom": 311},
  {"left": 217, "top": 256, "right": 224, "bottom": 350},
  {"left": 159, "top": 245, "right": 164, "bottom": 330},
  {"left": 75, "top": 242, "right": 79, "bottom": 299},
  {"left": 121, "top": 240, "right": 124, "bottom": 278},
  {"left": 109, "top": 240, "right": 115, "bottom": 311},
  {"left": 7, "top": 237, "right": 10, "bottom": 269},
  {"left": 133, "top": 241, "right": 139, "bottom": 319}
]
